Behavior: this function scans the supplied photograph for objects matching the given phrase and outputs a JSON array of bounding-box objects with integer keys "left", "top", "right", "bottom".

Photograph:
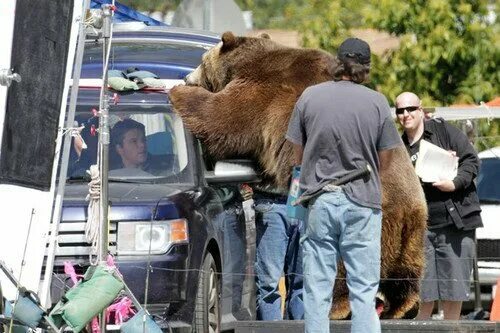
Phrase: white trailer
[{"left": 0, "top": 0, "right": 84, "bottom": 301}]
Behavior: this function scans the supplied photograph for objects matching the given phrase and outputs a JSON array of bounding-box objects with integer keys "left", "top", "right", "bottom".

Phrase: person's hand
[
  {"left": 239, "top": 183, "right": 253, "bottom": 201},
  {"left": 432, "top": 180, "right": 456, "bottom": 192},
  {"left": 72, "top": 125, "right": 86, "bottom": 157}
]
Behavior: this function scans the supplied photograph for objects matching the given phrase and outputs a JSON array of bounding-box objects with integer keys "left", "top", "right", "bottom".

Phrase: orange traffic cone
[{"left": 490, "top": 278, "right": 500, "bottom": 321}]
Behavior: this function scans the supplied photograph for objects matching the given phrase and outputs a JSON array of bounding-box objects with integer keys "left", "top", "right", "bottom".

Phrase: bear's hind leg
[
  {"left": 379, "top": 272, "right": 421, "bottom": 319},
  {"left": 380, "top": 212, "right": 426, "bottom": 319},
  {"left": 329, "top": 270, "right": 351, "bottom": 319}
]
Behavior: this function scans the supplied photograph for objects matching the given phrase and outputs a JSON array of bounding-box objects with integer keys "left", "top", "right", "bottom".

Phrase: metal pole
[
  {"left": 203, "top": 0, "right": 212, "bottom": 30},
  {"left": 472, "top": 232, "right": 483, "bottom": 312},
  {"left": 99, "top": 6, "right": 113, "bottom": 333},
  {"left": 40, "top": 0, "right": 90, "bottom": 308},
  {"left": 98, "top": 5, "right": 112, "bottom": 264}
]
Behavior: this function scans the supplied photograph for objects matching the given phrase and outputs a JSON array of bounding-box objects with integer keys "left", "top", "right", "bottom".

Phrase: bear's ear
[
  {"left": 259, "top": 33, "right": 271, "bottom": 39},
  {"left": 221, "top": 31, "right": 237, "bottom": 52}
]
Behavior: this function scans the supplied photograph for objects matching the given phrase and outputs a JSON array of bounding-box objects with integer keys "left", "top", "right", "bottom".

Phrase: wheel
[{"left": 194, "top": 253, "right": 220, "bottom": 333}]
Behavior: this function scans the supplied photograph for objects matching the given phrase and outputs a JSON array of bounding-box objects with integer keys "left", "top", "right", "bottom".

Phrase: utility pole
[{"left": 203, "top": 0, "right": 212, "bottom": 30}]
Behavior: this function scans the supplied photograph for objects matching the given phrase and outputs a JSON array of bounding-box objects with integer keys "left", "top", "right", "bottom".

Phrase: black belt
[{"left": 293, "top": 163, "right": 372, "bottom": 207}]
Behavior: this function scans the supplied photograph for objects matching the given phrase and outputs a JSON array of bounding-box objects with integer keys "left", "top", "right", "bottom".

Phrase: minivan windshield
[
  {"left": 81, "top": 42, "right": 209, "bottom": 79},
  {"left": 68, "top": 106, "right": 194, "bottom": 185},
  {"left": 477, "top": 158, "right": 500, "bottom": 203}
]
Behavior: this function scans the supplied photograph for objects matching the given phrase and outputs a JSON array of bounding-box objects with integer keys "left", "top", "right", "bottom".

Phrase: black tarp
[{"left": 0, "top": 0, "right": 74, "bottom": 191}]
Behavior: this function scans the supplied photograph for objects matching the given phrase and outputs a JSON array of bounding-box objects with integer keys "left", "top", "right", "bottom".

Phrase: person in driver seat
[{"left": 110, "top": 118, "right": 148, "bottom": 170}]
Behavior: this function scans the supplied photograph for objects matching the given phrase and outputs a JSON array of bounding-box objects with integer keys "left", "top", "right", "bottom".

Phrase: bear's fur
[{"left": 169, "top": 31, "right": 428, "bottom": 319}]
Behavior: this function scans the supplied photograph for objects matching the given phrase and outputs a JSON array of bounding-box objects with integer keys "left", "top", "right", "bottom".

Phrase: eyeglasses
[{"left": 395, "top": 106, "right": 420, "bottom": 115}]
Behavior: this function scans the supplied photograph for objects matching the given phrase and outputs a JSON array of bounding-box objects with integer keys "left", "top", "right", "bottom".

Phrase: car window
[
  {"left": 81, "top": 42, "right": 208, "bottom": 79},
  {"left": 68, "top": 108, "right": 194, "bottom": 185},
  {"left": 477, "top": 158, "right": 500, "bottom": 202}
]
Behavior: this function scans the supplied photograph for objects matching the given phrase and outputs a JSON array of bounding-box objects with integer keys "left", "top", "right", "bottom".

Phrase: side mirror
[{"left": 205, "top": 159, "right": 260, "bottom": 184}]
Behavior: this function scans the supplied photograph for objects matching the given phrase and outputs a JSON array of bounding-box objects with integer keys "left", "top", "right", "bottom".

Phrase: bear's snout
[{"left": 185, "top": 65, "right": 203, "bottom": 86}]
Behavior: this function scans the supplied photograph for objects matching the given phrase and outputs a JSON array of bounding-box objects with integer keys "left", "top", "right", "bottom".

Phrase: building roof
[
  {"left": 247, "top": 28, "right": 400, "bottom": 55},
  {"left": 247, "top": 29, "right": 300, "bottom": 47}
]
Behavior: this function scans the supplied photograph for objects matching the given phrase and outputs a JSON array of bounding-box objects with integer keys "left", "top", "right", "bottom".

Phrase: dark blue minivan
[{"left": 46, "top": 24, "right": 257, "bottom": 333}]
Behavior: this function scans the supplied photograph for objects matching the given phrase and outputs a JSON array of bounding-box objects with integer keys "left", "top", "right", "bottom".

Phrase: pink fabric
[
  {"left": 63, "top": 261, "right": 84, "bottom": 285},
  {"left": 106, "top": 297, "right": 135, "bottom": 324},
  {"left": 65, "top": 256, "right": 134, "bottom": 330},
  {"left": 91, "top": 317, "right": 100, "bottom": 333}
]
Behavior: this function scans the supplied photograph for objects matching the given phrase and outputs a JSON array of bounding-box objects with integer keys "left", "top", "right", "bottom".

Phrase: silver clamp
[{"left": 0, "top": 68, "right": 21, "bottom": 87}]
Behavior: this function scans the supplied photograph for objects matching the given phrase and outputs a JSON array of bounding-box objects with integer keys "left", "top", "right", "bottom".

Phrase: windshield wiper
[
  {"left": 480, "top": 198, "right": 500, "bottom": 204},
  {"left": 66, "top": 175, "right": 91, "bottom": 183},
  {"left": 108, "top": 177, "right": 155, "bottom": 184},
  {"left": 68, "top": 176, "right": 157, "bottom": 184}
]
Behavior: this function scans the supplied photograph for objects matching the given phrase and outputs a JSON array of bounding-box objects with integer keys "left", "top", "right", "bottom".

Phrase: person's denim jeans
[
  {"left": 220, "top": 206, "right": 246, "bottom": 316},
  {"left": 302, "top": 190, "right": 382, "bottom": 333},
  {"left": 255, "top": 199, "right": 304, "bottom": 320}
]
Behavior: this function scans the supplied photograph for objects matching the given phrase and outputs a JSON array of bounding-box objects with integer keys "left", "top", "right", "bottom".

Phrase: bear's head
[{"left": 185, "top": 31, "right": 275, "bottom": 92}]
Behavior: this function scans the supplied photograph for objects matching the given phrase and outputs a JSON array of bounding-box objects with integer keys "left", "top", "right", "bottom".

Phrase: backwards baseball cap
[{"left": 338, "top": 37, "right": 371, "bottom": 65}]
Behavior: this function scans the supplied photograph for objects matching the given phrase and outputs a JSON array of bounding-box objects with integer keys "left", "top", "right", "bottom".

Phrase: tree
[
  {"left": 234, "top": 0, "right": 305, "bottom": 29},
  {"left": 280, "top": 0, "right": 498, "bottom": 106},
  {"left": 365, "top": 0, "right": 499, "bottom": 106},
  {"left": 281, "top": 0, "right": 363, "bottom": 49},
  {"left": 119, "top": 0, "right": 181, "bottom": 14},
  {"left": 280, "top": 0, "right": 499, "bottom": 147}
]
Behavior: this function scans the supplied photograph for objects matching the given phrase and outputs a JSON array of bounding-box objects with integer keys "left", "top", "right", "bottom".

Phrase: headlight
[{"left": 117, "top": 219, "right": 188, "bottom": 255}]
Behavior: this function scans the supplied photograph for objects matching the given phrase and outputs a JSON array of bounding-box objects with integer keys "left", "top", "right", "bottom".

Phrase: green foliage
[
  {"left": 476, "top": 119, "right": 500, "bottom": 150},
  {"left": 365, "top": 0, "right": 499, "bottom": 106},
  {"left": 119, "top": 0, "right": 181, "bottom": 13},
  {"left": 281, "top": 0, "right": 361, "bottom": 49},
  {"left": 234, "top": 0, "right": 295, "bottom": 28},
  {"left": 274, "top": 0, "right": 499, "bottom": 147}
]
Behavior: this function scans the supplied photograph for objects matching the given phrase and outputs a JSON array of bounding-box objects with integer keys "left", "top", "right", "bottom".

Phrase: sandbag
[
  {"left": 108, "top": 77, "right": 139, "bottom": 91},
  {"left": 11, "top": 294, "right": 44, "bottom": 328},
  {"left": 49, "top": 265, "right": 124, "bottom": 332},
  {"left": 3, "top": 299, "right": 29, "bottom": 333},
  {"left": 120, "top": 309, "right": 162, "bottom": 333}
]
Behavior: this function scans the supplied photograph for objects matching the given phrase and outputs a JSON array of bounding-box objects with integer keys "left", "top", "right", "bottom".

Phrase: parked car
[
  {"left": 474, "top": 146, "right": 500, "bottom": 310},
  {"left": 43, "top": 24, "right": 257, "bottom": 333}
]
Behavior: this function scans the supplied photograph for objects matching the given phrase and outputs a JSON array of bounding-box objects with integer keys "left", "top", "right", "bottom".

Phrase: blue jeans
[
  {"left": 255, "top": 199, "right": 304, "bottom": 320},
  {"left": 220, "top": 207, "right": 246, "bottom": 315},
  {"left": 302, "top": 190, "right": 382, "bottom": 333}
]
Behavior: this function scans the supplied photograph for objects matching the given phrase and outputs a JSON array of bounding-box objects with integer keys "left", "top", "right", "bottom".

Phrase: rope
[{"left": 85, "top": 164, "right": 101, "bottom": 262}]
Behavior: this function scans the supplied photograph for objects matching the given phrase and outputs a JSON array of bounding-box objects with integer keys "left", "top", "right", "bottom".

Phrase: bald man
[{"left": 395, "top": 92, "right": 483, "bottom": 320}]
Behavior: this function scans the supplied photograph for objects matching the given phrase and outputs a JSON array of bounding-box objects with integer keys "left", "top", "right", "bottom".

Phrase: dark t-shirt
[
  {"left": 286, "top": 80, "right": 402, "bottom": 209},
  {"left": 404, "top": 136, "right": 452, "bottom": 229},
  {"left": 408, "top": 138, "right": 422, "bottom": 166}
]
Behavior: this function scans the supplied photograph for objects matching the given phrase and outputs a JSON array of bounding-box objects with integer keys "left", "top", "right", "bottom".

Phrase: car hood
[
  {"left": 476, "top": 203, "right": 500, "bottom": 240},
  {"left": 63, "top": 182, "right": 196, "bottom": 222},
  {"left": 64, "top": 182, "right": 191, "bottom": 203}
]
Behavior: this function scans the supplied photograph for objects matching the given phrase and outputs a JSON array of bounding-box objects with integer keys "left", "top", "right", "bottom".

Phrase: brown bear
[{"left": 169, "top": 31, "right": 428, "bottom": 319}]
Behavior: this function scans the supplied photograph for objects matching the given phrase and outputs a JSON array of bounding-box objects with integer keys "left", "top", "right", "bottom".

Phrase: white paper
[{"left": 415, "top": 140, "right": 459, "bottom": 183}]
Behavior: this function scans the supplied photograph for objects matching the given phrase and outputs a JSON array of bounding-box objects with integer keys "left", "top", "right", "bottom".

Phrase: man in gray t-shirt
[{"left": 285, "top": 37, "right": 402, "bottom": 333}]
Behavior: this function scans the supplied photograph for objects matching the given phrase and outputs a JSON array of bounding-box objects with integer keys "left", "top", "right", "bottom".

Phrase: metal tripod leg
[
  {"left": 0, "top": 261, "right": 61, "bottom": 332},
  {"left": 465, "top": 232, "right": 486, "bottom": 320},
  {"left": 472, "top": 232, "right": 482, "bottom": 310},
  {"left": 112, "top": 272, "right": 143, "bottom": 313},
  {"left": 463, "top": 231, "right": 486, "bottom": 320}
]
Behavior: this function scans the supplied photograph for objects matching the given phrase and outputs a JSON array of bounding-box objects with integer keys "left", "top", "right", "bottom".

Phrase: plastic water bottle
[{"left": 286, "top": 166, "right": 307, "bottom": 220}]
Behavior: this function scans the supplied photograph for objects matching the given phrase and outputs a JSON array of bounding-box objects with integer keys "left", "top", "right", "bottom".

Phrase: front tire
[{"left": 194, "top": 253, "right": 220, "bottom": 333}]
